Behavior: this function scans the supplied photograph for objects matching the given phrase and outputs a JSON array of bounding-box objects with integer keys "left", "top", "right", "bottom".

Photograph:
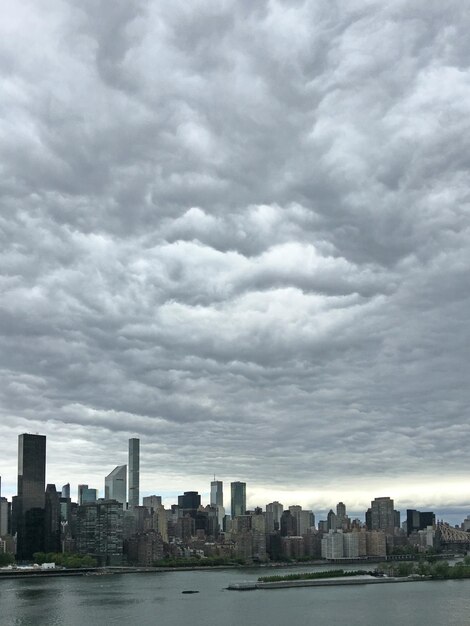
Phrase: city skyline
[
  {"left": 0, "top": 432, "right": 468, "bottom": 527},
  {"left": 1, "top": 1, "right": 470, "bottom": 521}
]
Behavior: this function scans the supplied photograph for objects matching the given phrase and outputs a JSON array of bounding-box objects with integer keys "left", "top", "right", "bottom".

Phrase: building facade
[
  {"left": 230, "top": 482, "right": 246, "bottom": 519},
  {"left": 210, "top": 480, "right": 223, "bottom": 507},
  {"left": 15, "top": 434, "right": 46, "bottom": 560},
  {"left": 128, "top": 438, "right": 140, "bottom": 509},
  {"left": 76, "top": 499, "right": 123, "bottom": 566},
  {"left": 104, "top": 465, "right": 127, "bottom": 507}
]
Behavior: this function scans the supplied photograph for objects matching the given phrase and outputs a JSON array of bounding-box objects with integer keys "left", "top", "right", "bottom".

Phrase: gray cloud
[{"left": 1, "top": 0, "right": 470, "bottom": 517}]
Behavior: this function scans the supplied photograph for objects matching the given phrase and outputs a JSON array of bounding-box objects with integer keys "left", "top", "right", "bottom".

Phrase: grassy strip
[{"left": 258, "top": 569, "right": 365, "bottom": 583}]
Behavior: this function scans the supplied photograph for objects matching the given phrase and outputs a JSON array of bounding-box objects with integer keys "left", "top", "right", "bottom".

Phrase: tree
[{"left": 0, "top": 552, "right": 15, "bottom": 566}]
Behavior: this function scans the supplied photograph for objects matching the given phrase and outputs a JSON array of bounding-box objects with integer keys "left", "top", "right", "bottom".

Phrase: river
[{"left": 1, "top": 564, "right": 469, "bottom": 625}]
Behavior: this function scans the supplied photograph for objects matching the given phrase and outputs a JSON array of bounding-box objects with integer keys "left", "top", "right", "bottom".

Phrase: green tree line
[{"left": 33, "top": 552, "right": 97, "bottom": 568}]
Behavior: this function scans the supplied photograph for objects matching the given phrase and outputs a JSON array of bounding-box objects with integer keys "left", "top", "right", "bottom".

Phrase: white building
[{"left": 104, "top": 465, "right": 127, "bottom": 507}]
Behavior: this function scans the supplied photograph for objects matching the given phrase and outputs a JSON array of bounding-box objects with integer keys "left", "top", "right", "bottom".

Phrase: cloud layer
[{"left": 1, "top": 0, "right": 470, "bottom": 516}]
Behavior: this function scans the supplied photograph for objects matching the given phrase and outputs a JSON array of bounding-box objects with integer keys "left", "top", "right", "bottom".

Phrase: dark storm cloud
[{"left": 1, "top": 0, "right": 470, "bottom": 514}]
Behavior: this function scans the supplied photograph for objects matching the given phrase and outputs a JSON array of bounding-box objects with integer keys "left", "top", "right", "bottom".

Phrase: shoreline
[{"left": 0, "top": 553, "right": 459, "bottom": 581}]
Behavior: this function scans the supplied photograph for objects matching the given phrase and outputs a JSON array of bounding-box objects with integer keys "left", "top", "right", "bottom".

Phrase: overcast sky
[{"left": 1, "top": 0, "right": 469, "bottom": 522}]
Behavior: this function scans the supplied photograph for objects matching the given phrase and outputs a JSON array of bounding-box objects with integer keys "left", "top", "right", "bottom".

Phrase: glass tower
[
  {"left": 230, "top": 481, "right": 246, "bottom": 519},
  {"left": 15, "top": 433, "right": 47, "bottom": 560}
]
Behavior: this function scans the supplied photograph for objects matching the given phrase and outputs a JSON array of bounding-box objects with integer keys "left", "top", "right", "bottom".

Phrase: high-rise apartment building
[
  {"left": 128, "top": 438, "right": 140, "bottom": 509},
  {"left": 105, "top": 465, "right": 127, "bottom": 507},
  {"left": 370, "top": 497, "right": 395, "bottom": 533},
  {"left": 76, "top": 499, "right": 124, "bottom": 566},
  {"left": 266, "top": 501, "right": 284, "bottom": 532},
  {"left": 15, "top": 433, "right": 47, "bottom": 560},
  {"left": 143, "top": 495, "right": 162, "bottom": 512},
  {"left": 210, "top": 480, "right": 223, "bottom": 507},
  {"left": 230, "top": 482, "right": 246, "bottom": 519}
]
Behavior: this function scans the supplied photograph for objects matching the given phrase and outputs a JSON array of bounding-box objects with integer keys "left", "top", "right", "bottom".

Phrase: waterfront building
[
  {"left": 128, "top": 438, "right": 140, "bottom": 509},
  {"left": 230, "top": 482, "right": 246, "bottom": 519},
  {"left": 321, "top": 530, "right": 344, "bottom": 559},
  {"left": 281, "top": 536, "right": 305, "bottom": 559},
  {"left": 76, "top": 499, "right": 123, "bottom": 566},
  {"left": 343, "top": 531, "right": 360, "bottom": 558},
  {"left": 125, "top": 529, "right": 165, "bottom": 566},
  {"left": 104, "top": 465, "right": 127, "bottom": 507},
  {"left": 366, "top": 530, "right": 387, "bottom": 557},
  {"left": 14, "top": 433, "right": 46, "bottom": 560},
  {"left": 303, "top": 529, "right": 322, "bottom": 558}
]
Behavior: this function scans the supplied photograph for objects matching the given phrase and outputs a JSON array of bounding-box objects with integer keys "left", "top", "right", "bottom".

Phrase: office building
[
  {"left": 78, "top": 484, "right": 98, "bottom": 505},
  {"left": 44, "top": 484, "right": 61, "bottom": 553},
  {"left": 128, "top": 438, "right": 140, "bottom": 509},
  {"left": 230, "top": 482, "right": 246, "bottom": 518},
  {"left": 178, "top": 491, "right": 201, "bottom": 518},
  {"left": 15, "top": 434, "right": 46, "bottom": 560},
  {"left": 210, "top": 480, "right": 223, "bottom": 507},
  {"left": 105, "top": 465, "right": 127, "bottom": 507},
  {"left": 406, "top": 509, "right": 436, "bottom": 536}
]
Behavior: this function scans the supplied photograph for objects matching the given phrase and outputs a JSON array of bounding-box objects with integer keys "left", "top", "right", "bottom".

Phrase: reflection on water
[{"left": 1, "top": 567, "right": 470, "bottom": 626}]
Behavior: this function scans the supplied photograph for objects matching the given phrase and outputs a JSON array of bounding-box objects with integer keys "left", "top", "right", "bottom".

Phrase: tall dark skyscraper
[
  {"left": 15, "top": 433, "right": 46, "bottom": 560},
  {"left": 230, "top": 481, "right": 246, "bottom": 519},
  {"left": 128, "top": 438, "right": 140, "bottom": 509}
]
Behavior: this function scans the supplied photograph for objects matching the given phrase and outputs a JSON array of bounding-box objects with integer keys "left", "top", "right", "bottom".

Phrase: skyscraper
[
  {"left": 210, "top": 480, "right": 224, "bottom": 531},
  {"left": 15, "top": 433, "right": 46, "bottom": 560},
  {"left": 128, "top": 438, "right": 140, "bottom": 509},
  {"left": 370, "top": 497, "right": 395, "bottom": 533},
  {"left": 230, "top": 481, "right": 246, "bottom": 519},
  {"left": 210, "top": 480, "right": 223, "bottom": 507},
  {"left": 78, "top": 484, "right": 97, "bottom": 505},
  {"left": 266, "top": 501, "right": 284, "bottom": 532},
  {"left": 44, "top": 484, "right": 61, "bottom": 553},
  {"left": 105, "top": 465, "right": 127, "bottom": 507}
]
